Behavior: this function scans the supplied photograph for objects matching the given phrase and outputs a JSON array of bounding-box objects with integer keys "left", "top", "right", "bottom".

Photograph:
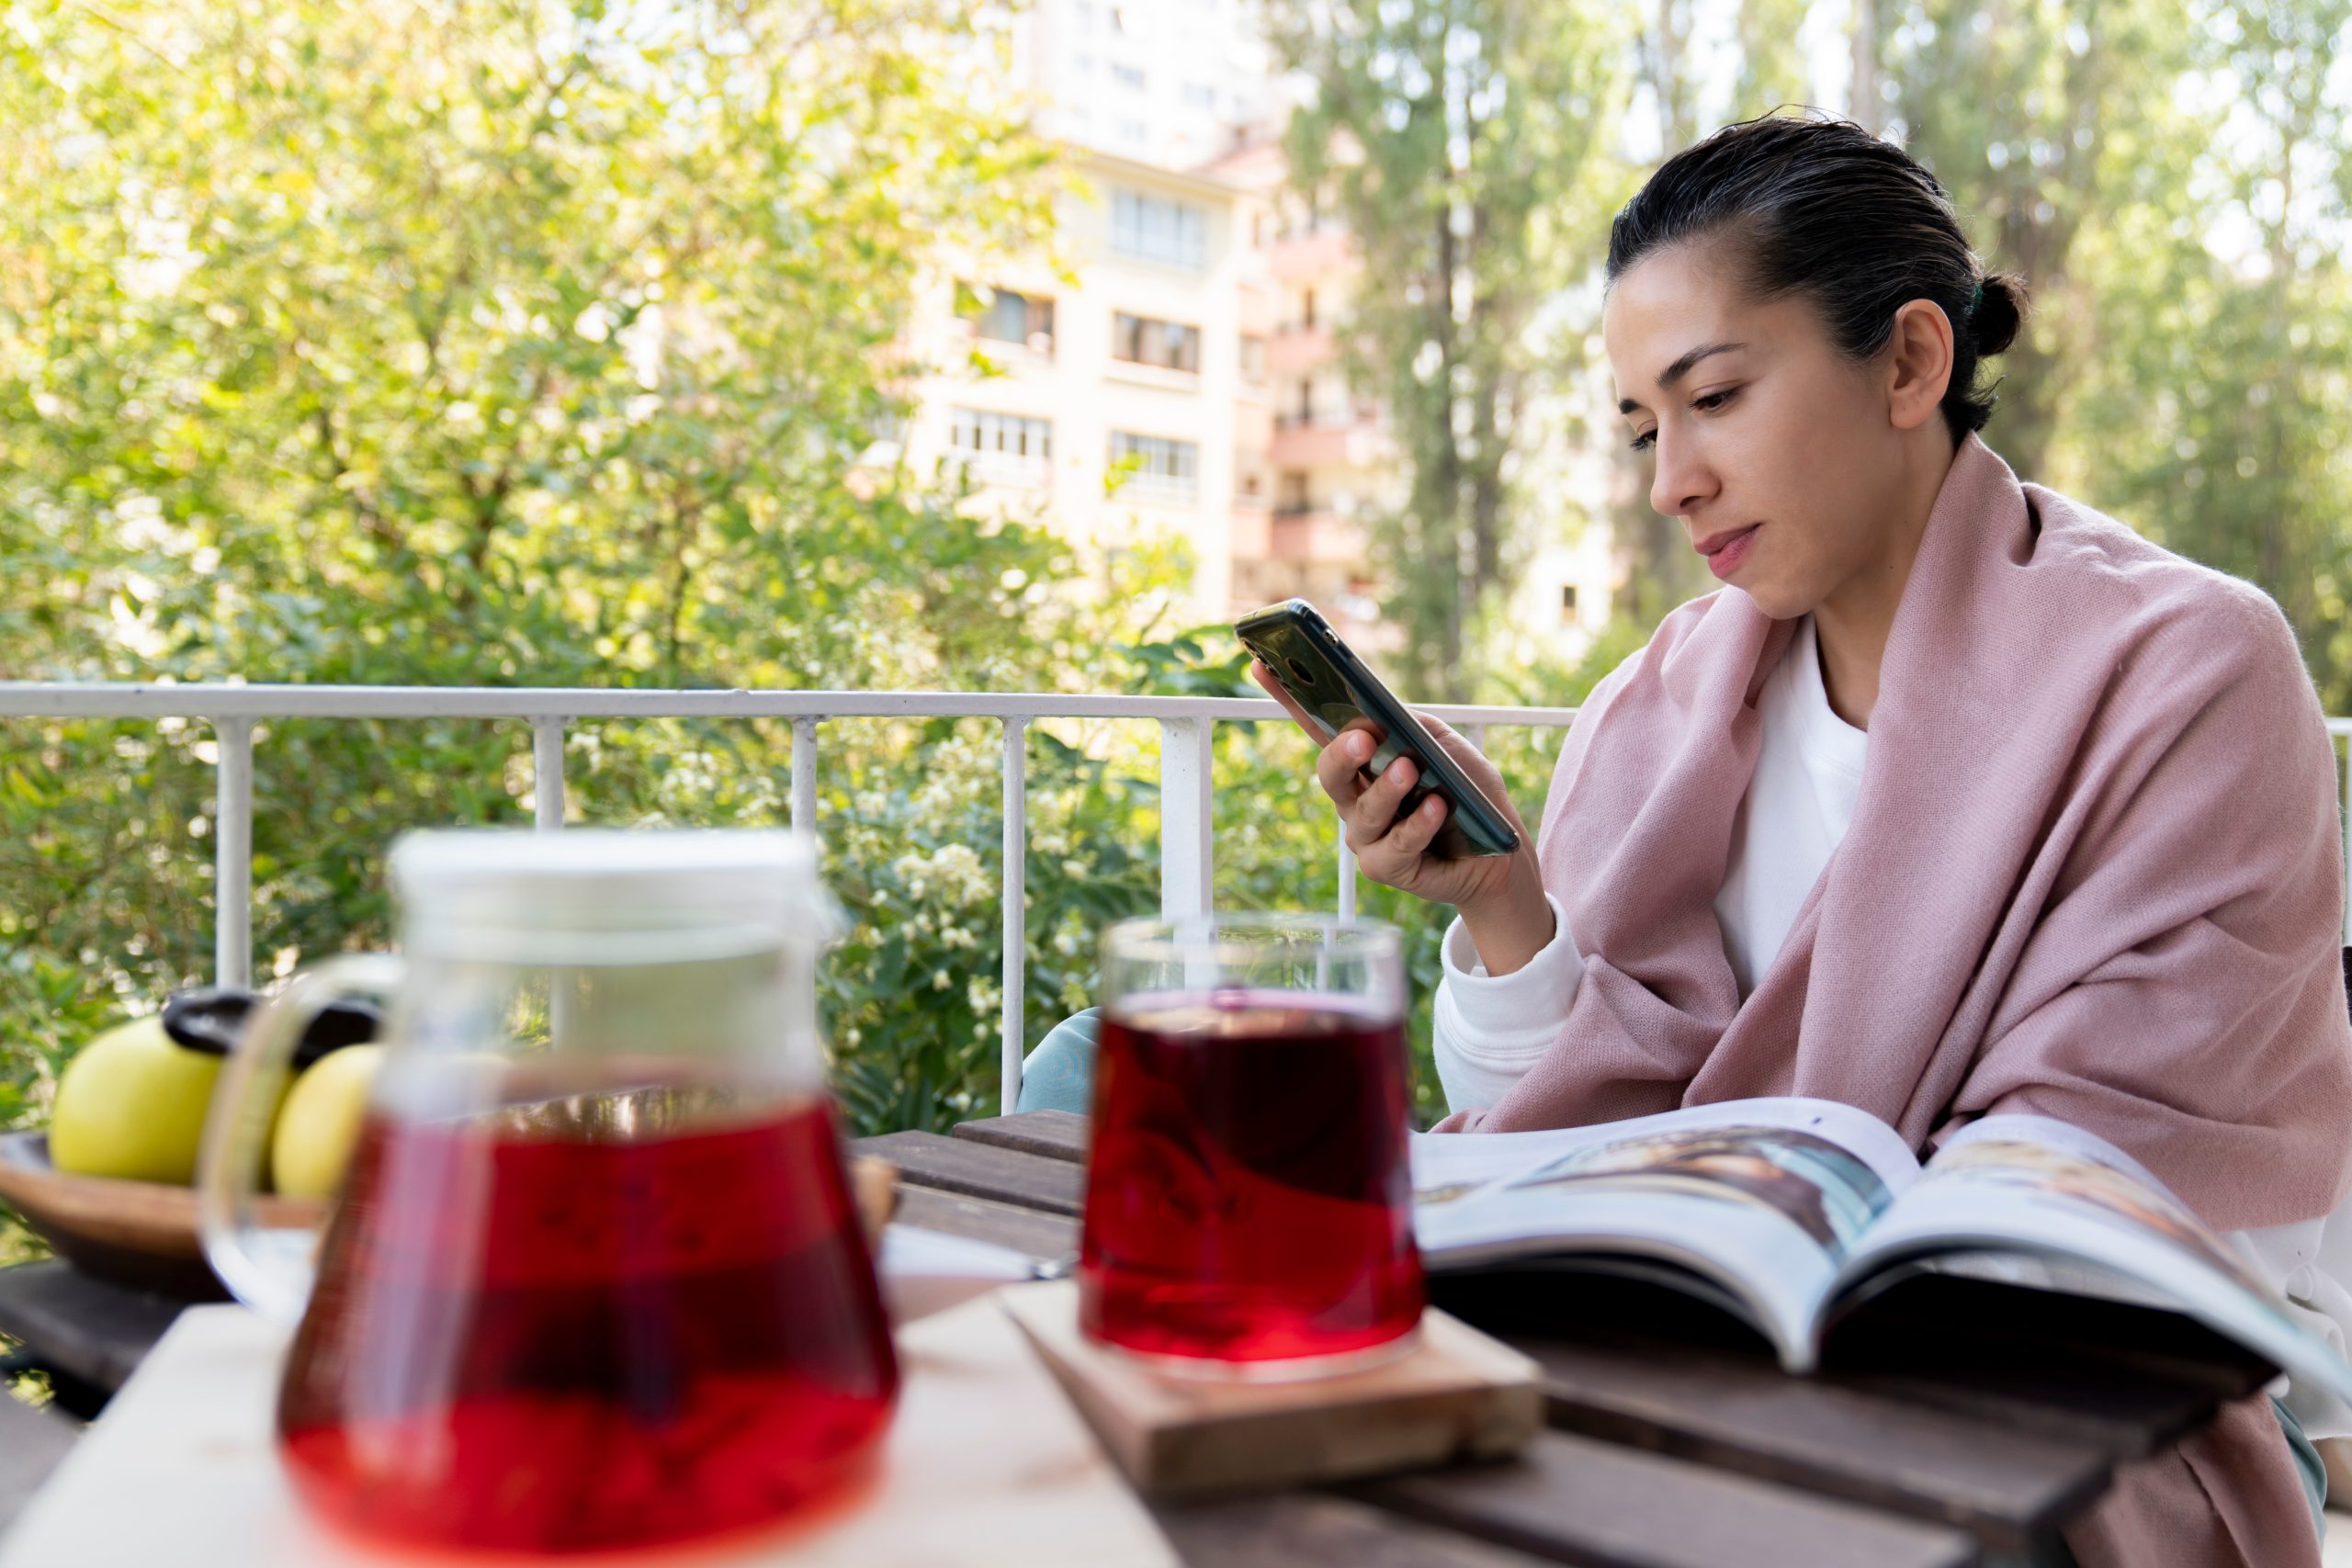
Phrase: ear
[{"left": 1883, "top": 299, "right": 1956, "bottom": 433}]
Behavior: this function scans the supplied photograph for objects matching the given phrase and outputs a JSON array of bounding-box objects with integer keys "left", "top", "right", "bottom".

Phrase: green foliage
[
  {"left": 1871, "top": 0, "right": 2352, "bottom": 705},
  {"left": 1263, "top": 0, "right": 1631, "bottom": 702},
  {"left": 0, "top": 0, "right": 1156, "bottom": 1145}
]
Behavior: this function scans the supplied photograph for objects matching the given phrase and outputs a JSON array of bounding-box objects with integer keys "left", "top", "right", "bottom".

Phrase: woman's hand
[{"left": 1250, "top": 662, "right": 1555, "bottom": 974}]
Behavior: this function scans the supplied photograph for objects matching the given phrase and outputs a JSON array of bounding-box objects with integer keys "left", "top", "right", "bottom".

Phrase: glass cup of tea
[
  {"left": 1078, "top": 913, "right": 1424, "bottom": 1379},
  {"left": 198, "top": 829, "right": 898, "bottom": 1556}
]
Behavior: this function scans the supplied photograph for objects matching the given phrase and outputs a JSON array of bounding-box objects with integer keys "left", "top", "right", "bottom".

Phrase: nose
[{"left": 1647, "top": 430, "right": 1718, "bottom": 518}]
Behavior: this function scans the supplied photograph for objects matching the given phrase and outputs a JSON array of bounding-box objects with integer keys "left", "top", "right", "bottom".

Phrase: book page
[
  {"left": 1410, "top": 1096, "right": 1920, "bottom": 1205},
  {"left": 1833, "top": 1113, "right": 2352, "bottom": 1405},
  {"left": 1412, "top": 1098, "right": 1917, "bottom": 1368}
]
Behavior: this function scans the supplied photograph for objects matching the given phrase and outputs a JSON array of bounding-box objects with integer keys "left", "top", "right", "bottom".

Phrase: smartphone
[{"left": 1235, "top": 599, "right": 1519, "bottom": 859}]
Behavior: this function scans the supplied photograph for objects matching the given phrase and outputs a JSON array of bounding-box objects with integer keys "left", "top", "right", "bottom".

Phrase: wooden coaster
[{"left": 999, "top": 1280, "right": 1543, "bottom": 1498}]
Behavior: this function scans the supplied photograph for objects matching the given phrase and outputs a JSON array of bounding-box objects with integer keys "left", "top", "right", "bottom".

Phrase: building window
[
  {"left": 1276, "top": 470, "right": 1311, "bottom": 515},
  {"left": 1560, "top": 583, "right": 1579, "bottom": 622},
  {"left": 1182, "top": 81, "right": 1216, "bottom": 108},
  {"left": 950, "top": 408, "right": 1053, "bottom": 480},
  {"left": 1109, "top": 431, "right": 1199, "bottom": 501},
  {"left": 961, "top": 286, "right": 1055, "bottom": 355},
  {"left": 1111, "top": 188, "right": 1206, "bottom": 270},
  {"left": 1111, "top": 62, "right": 1146, "bottom": 90},
  {"left": 1113, "top": 311, "right": 1201, "bottom": 373},
  {"left": 1238, "top": 333, "right": 1266, "bottom": 383}
]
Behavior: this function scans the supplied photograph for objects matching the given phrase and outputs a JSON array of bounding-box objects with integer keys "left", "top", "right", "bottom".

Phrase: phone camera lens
[{"left": 1284, "top": 655, "right": 1317, "bottom": 688}]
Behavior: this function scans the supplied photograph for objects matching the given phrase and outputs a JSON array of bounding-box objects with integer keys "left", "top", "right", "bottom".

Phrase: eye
[
  {"left": 1693, "top": 388, "right": 1739, "bottom": 413},
  {"left": 1628, "top": 429, "right": 1656, "bottom": 452}
]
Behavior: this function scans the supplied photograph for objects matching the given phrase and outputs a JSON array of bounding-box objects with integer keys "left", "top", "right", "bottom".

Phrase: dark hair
[{"left": 1606, "top": 114, "right": 2027, "bottom": 444}]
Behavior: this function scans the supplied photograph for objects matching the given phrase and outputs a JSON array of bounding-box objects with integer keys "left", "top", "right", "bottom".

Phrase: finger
[
  {"left": 1409, "top": 709, "right": 1532, "bottom": 838},
  {"left": 1249, "top": 661, "right": 1324, "bottom": 738},
  {"left": 1351, "top": 750, "right": 1419, "bottom": 835},
  {"left": 1316, "top": 728, "right": 1375, "bottom": 811},
  {"left": 1379, "top": 792, "right": 1451, "bottom": 861}
]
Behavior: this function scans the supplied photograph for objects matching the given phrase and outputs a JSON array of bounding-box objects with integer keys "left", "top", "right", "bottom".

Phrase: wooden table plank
[
  {"left": 0, "top": 1262, "right": 186, "bottom": 1397},
  {"left": 859, "top": 1130, "right": 1085, "bottom": 1216},
  {"left": 1152, "top": 1493, "right": 1558, "bottom": 1568},
  {"left": 1514, "top": 1334, "right": 2100, "bottom": 1551},
  {"left": 951, "top": 1108, "right": 1091, "bottom": 1163},
  {"left": 893, "top": 1182, "right": 1080, "bottom": 1263},
  {"left": 1351, "top": 1430, "right": 1979, "bottom": 1568}
]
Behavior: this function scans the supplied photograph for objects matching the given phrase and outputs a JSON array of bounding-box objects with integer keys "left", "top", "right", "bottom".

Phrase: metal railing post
[
  {"left": 532, "top": 718, "right": 565, "bottom": 830},
  {"left": 1001, "top": 717, "right": 1030, "bottom": 1113},
  {"left": 214, "top": 718, "right": 254, "bottom": 989},
  {"left": 1337, "top": 814, "right": 1357, "bottom": 921},
  {"left": 1159, "top": 716, "right": 1215, "bottom": 919},
  {"left": 792, "top": 717, "right": 819, "bottom": 842}
]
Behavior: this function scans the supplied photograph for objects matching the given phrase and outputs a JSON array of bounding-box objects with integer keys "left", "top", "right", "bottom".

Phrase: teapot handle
[{"left": 198, "top": 954, "right": 404, "bottom": 1326}]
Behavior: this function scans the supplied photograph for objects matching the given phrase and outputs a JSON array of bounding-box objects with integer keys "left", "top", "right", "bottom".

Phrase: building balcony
[
  {"left": 1267, "top": 325, "right": 1336, "bottom": 378},
  {"left": 1270, "top": 508, "right": 1366, "bottom": 565},
  {"left": 1268, "top": 229, "right": 1356, "bottom": 282},
  {"left": 1268, "top": 414, "right": 1378, "bottom": 470}
]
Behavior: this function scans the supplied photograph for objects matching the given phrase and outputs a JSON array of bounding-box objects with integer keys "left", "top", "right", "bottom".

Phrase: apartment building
[
  {"left": 1015, "top": 0, "right": 1277, "bottom": 172},
  {"left": 892, "top": 148, "right": 1276, "bottom": 628},
  {"left": 1208, "top": 140, "right": 1394, "bottom": 647},
  {"left": 892, "top": 0, "right": 1615, "bottom": 660}
]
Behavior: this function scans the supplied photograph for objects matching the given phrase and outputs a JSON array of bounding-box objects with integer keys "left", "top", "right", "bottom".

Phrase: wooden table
[{"left": 0, "top": 1108, "right": 2286, "bottom": 1567}]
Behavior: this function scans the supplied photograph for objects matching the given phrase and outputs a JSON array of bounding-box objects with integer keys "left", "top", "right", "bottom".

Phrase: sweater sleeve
[{"left": 1430, "top": 894, "right": 1581, "bottom": 1114}]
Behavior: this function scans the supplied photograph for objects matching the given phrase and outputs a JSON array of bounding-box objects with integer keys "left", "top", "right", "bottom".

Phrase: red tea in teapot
[{"left": 277, "top": 1084, "right": 897, "bottom": 1555}]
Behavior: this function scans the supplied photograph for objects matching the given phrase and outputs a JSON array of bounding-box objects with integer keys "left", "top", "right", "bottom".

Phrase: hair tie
[{"left": 1968, "top": 281, "right": 1985, "bottom": 318}]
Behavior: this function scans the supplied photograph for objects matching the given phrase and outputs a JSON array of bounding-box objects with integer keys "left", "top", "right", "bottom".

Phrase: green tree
[
  {"left": 1263, "top": 0, "right": 1627, "bottom": 702},
  {"left": 0, "top": 0, "right": 1169, "bottom": 1143},
  {"left": 2054, "top": 0, "right": 2352, "bottom": 706}
]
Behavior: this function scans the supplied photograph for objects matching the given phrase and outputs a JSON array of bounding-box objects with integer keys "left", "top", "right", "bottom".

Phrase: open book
[{"left": 1412, "top": 1097, "right": 2352, "bottom": 1402}]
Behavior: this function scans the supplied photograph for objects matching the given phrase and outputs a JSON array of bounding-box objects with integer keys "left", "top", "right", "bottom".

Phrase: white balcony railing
[
  {"left": 0, "top": 684, "right": 1584, "bottom": 1111},
  {"left": 6, "top": 683, "right": 2351, "bottom": 1111}
]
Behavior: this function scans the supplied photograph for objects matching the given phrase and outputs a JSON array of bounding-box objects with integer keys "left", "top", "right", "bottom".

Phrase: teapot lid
[{"left": 388, "top": 829, "right": 844, "bottom": 957}]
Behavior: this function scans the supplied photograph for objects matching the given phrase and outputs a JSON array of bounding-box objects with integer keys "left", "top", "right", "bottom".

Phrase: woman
[{"left": 1257, "top": 116, "right": 2352, "bottom": 1566}]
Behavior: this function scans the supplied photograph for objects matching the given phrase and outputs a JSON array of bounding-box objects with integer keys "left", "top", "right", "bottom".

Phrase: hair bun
[{"left": 1972, "top": 273, "right": 2026, "bottom": 358}]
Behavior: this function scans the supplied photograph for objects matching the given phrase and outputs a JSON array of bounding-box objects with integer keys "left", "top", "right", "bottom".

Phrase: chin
[{"left": 1734, "top": 580, "right": 1809, "bottom": 620}]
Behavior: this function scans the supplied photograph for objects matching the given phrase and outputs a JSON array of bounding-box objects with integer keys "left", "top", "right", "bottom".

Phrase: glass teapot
[{"left": 197, "top": 829, "right": 897, "bottom": 1556}]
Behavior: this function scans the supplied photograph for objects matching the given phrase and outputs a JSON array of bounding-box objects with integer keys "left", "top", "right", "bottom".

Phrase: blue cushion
[{"left": 1017, "top": 1007, "right": 1101, "bottom": 1114}]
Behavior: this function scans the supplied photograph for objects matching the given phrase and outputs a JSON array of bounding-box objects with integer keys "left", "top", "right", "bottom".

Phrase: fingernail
[{"left": 1346, "top": 733, "right": 1370, "bottom": 761}]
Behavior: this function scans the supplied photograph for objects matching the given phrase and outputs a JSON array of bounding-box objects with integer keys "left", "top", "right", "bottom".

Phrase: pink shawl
[{"left": 1445, "top": 434, "right": 2352, "bottom": 1563}]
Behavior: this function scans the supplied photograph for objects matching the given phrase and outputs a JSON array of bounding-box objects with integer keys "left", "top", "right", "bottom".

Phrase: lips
[{"left": 1697, "top": 524, "right": 1760, "bottom": 581}]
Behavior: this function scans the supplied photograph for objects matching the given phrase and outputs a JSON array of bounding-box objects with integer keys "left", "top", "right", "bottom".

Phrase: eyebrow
[{"left": 1616, "top": 341, "right": 1748, "bottom": 415}]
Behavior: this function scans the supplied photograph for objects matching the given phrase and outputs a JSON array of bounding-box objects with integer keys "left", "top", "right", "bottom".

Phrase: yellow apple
[
  {"left": 49, "top": 1016, "right": 223, "bottom": 1184},
  {"left": 269, "top": 1044, "right": 385, "bottom": 1201}
]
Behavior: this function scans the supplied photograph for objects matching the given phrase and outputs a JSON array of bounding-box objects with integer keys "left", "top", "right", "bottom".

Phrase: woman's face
[{"left": 1601, "top": 239, "right": 1919, "bottom": 620}]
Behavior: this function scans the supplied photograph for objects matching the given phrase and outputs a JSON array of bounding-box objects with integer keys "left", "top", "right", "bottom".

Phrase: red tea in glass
[
  {"left": 1079, "top": 916, "right": 1422, "bottom": 1375},
  {"left": 277, "top": 1086, "right": 897, "bottom": 1555}
]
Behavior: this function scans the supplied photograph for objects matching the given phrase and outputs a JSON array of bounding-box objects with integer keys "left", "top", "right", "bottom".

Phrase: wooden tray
[{"left": 0, "top": 1132, "right": 323, "bottom": 1300}]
